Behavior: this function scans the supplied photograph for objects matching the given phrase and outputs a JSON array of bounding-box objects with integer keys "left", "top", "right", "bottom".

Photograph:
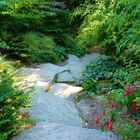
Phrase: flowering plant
[{"left": 94, "top": 83, "right": 140, "bottom": 139}]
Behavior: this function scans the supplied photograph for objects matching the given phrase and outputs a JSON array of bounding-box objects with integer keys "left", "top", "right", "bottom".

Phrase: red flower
[
  {"left": 124, "top": 85, "right": 131, "bottom": 96},
  {"left": 104, "top": 118, "right": 113, "bottom": 127},
  {"left": 108, "top": 124, "right": 113, "bottom": 131},
  {"left": 124, "top": 84, "right": 138, "bottom": 97},
  {"left": 131, "top": 103, "right": 137, "bottom": 110},
  {"left": 95, "top": 118, "right": 100, "bottom": 124},
  {"left": 102, "top": 111, "right": 105, "bottom": 116},
  {"left": 105, "top": 119, "right": 109, "bottom": 126},
  {"left": 109, "top": 103, "right": 118, "bottom": 109},
  {"left": 108, "top": 118, "right": 112, "bottom": 123},
  {"left": 95, "top": 116, "right": 101, "bottom": 125}
]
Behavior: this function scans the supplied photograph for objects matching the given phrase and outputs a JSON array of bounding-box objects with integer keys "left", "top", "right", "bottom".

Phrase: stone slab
[
  {"left": 49, "top": 83, "right": 83, "bottom": 98},
  {"left": 12, "top": 122, "right": 119, "bottom": 140}
]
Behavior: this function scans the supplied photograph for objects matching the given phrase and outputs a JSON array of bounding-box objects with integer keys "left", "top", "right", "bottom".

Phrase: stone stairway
[{"left": 12, "top": 53, "right": 119, "bottom": 140}]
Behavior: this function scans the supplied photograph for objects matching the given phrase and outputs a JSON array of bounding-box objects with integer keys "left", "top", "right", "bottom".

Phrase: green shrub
[
  {"left": 95, "top": 83, "right": 140, "bottom": 140},
  {"left": 12, "top": 32, "right": 66, "bottom": 63},
  {"left": 72, "top": 0, "right": 140, "bottom": 62},
  {"left": 76, "top": 58, "right": 137, "bottom": 98},
  {"left": 78, "top": 58, "right": 140, "bottom": 139},
  {"left": 0, "top": 0, "right": 80, "bottom": 63},
  {"left": 76, "top": 58, "right": 121, "bottom": 97},
  {"left": 0, "top": 57, "right": 31, "bottom": 140},
  {"left": 63, "top": 0, "right": 95, "bottom": 8}
]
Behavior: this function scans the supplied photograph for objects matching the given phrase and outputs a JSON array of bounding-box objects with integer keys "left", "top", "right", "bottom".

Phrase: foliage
[
  {"left": 0, "top": 0, "right": 79, "bottom": 63},
  {"left": 72, "top": 0, "right": 140, "bottom": 62},
  {"left": 94, "top": 83, "right": 140, "bottom": 140},
  {"left": 63, "top": 0, "right": 95, "bottom": 8},
  {"left": 0, "top": 57, "right": 32, "bottom": 140},
  {"left": 76, "top": 58, "right": 123, "bottom": 97},
  {"left": 10, "top": 32, "right": 66, "bottom": 63},
  {"left": 78, "top": 57, "right": 140, "bottom": 139}
]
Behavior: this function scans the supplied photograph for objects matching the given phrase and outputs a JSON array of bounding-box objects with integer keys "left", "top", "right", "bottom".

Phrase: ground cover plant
[{"left": 77, "top": 58, "right": 140, "bottom": 139}]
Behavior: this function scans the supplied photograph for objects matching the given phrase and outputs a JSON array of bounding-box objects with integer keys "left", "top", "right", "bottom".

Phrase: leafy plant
[
  {"left": 0, "top": 0, "right": 80, "bottom": 63},
  {"left": 0, "top": 57, "right": 32, "bottom": 140},
  {"left": 72, "top": 0, "right": 140, "bottom": 62},
  {"left": 78, "top": 56, "right": 140, "bottom": 139},
  {"left": 11, "top": 32, "right": 66, "bottom": 63},
  {"left": 94, "top": 83, "right": 140, "bottom": 140},
  {"left": 76, "top": 58, "right": 121, "bottom": 96}
]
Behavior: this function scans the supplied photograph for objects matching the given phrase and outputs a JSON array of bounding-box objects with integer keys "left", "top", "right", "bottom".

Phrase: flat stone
[
  {"left": 36, "top": 81, "right": 51, "bottom": 91},
  {"left": 64, "top": 62, "right": 84, "bottom": 79},
  {"left": 29, "top": 90, "right": 82, "bottom": 127},
  {"left": 76, "top": 99, "right": 104, "bottom": 128},
  {"left": 76, "top": 99, "right": 96, "bottom": 121},
  {"left": 18, "top": 68, "right": 34, "bottom": 77},
  {"left": 49, "top": 83, "right": 83, "bottom": 98},
  {"left": 12, "top": 122, "right": 119, "bottom": 140},
  {"left": 63, "top": 53, "right": 102, "bottom": 80},
  {"left": 19, "top": 68, "right": 42, "bottom": 82},
  {"left": 38, "top": 63, "right": 67, "bottom": 82},
  {"left": 67, "top": 54, "right": 80, "bottom": 63},
  {"left": 80, "top": 53, "right": 101, "bottom": 66},
  {"left": 57, "top": 71, "right": 75, "bottom": 83}
]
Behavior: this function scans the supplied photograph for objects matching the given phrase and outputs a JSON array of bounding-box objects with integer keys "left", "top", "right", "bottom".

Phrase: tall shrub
[{"left": 72, "top": 0, "right": 140, "bottom": 62}]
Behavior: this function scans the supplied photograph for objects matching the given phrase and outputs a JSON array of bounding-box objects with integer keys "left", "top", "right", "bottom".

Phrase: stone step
[
  {"left": 13, "top": 53, "right": 118, "bottom": 140},
  {"left": 12, "top": 122, "right": 119, "bottom": 140},
  {"left": 29, "top": 90, "right": 82, "bottom": 127},
  {"left": 49, "top": 83, "right": 83, "bottom": 98}
]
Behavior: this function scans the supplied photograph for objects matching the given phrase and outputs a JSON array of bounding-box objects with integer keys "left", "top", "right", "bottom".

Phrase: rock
[
  {"left": 18, "top": 68, "right": 33, "bottom": 77},
  {"left": 63, "top": 53, "right": 102, "bottom": 80},
  {"left": 29, "top": 90, "right": 82, "bottom": 127},
  {"left": 57, "top": 71, "right": 75, "bottom": 83},
  {"left": 12, "top": 122, "right": 119, "bottom": 140},
  {"left": 76, "top": 98, "right": 104, "bottom": 128},
  {"left": 13, "top": 54, "right": 120, "bottom": 140},
  {"left": 49, "top": 83, "right": 83, "bottom": 98},
  {"left": 19, "top": 68, "right": 42, "bottom": 82},
  {"left": 38, "top": 63, "right": 67, "bottom": 82},
  {"left": 76, "top": 99, "right": 96, "bottom": 121},
  {"left": 67, "top": 54, "right": 80, "bottom": 63},
  {"left": 36, "top": 81, "right": 51, "bottom": 92},
  {"left": 64, "top": 62, "right": 84, "bottom": 79},
  {"left": 80, "top": 53, "right": 101, "bottom": 66},
  {"left": 95, "top": 95, "right": 105, "bottom": 104}
]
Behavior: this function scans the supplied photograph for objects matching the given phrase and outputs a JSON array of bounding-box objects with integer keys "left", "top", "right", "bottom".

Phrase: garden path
[{"left": 12, "top": 53, "right": 119, "bottom": 140}]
